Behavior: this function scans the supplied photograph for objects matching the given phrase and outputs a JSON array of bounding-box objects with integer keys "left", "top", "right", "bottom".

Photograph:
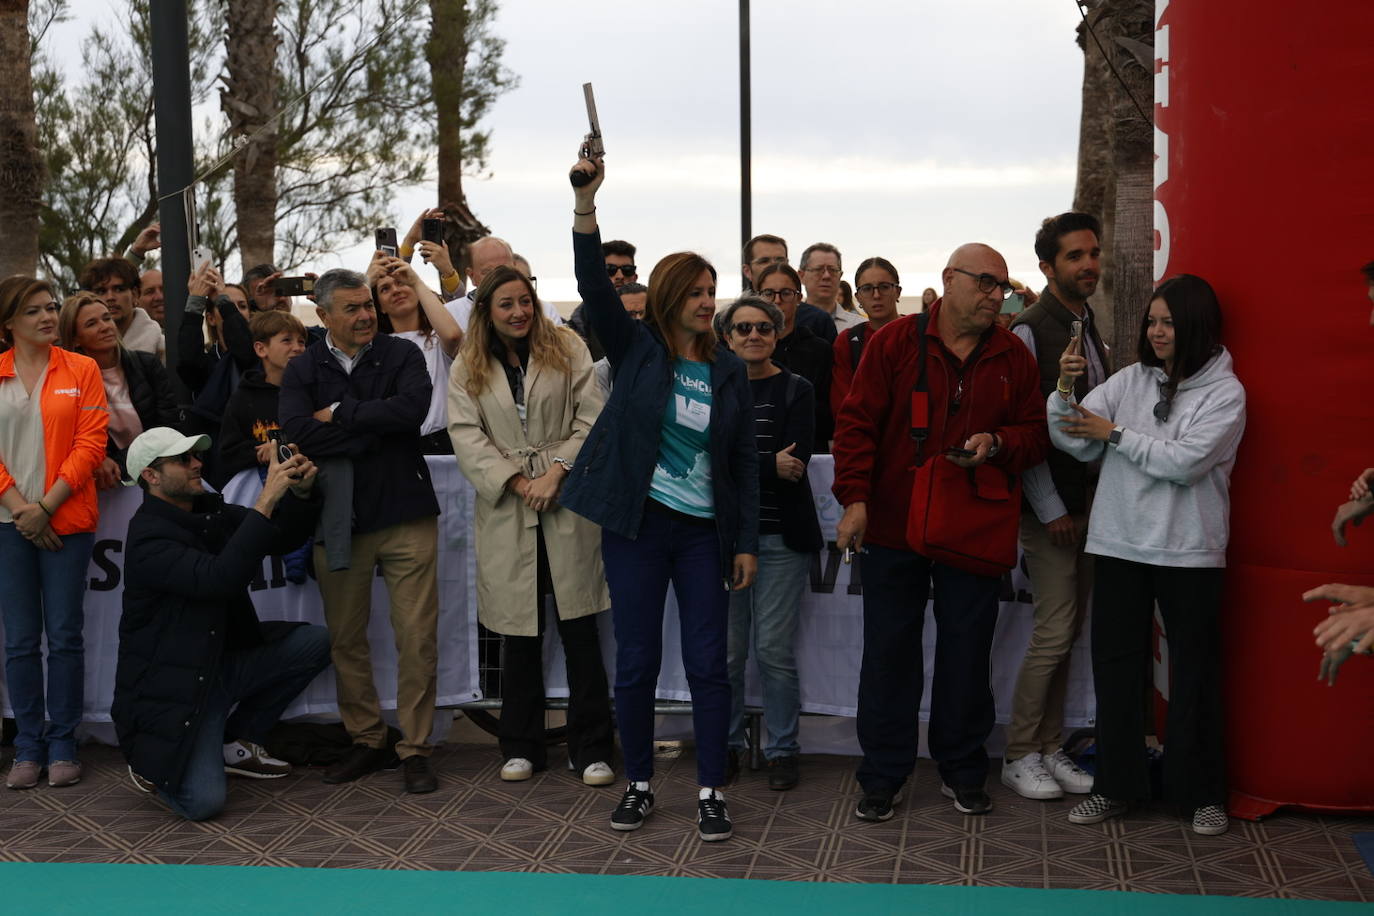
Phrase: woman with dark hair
[
  {"left": 560, "top": 152, "right": 758, "bottom": 842},
  {"left": 0, "top": 277, "right": 108, "bottom": 789},
  {"left": 60, "top": 293, "right": 180, "bottom": 487},
  {"left": 372, "top": 253, "right": 462, "bottom": 454},
  {"left": 831, "top": 257, "right": 903, "bottom": 416},
  {"left": 447, "top": 264, "right": 615, "bottom": 788},
  {"left": 1049, "top": 274, "right": 1245, "bottom": 835},
  {"left": 719, "top": 296, "right": 821, "bottom": 790}
]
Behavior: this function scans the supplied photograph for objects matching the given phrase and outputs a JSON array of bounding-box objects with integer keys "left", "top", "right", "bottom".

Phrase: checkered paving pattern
[{"left": 0, "top": 743, "right": 1370, "bottom": 900}]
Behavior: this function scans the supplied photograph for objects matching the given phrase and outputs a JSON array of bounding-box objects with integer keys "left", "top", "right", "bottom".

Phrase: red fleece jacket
[{"left": 831, "top": 300, "right": 1050, "bottom": 550}]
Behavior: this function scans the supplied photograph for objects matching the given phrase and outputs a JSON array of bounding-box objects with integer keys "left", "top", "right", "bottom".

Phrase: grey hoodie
[{"left": 1047, "top": 348, "right": 1246, "bottom": 568}]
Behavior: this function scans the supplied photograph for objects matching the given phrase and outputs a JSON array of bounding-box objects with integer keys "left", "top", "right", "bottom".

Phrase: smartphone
[
  {"left": 267, "top": 430, "right": 293, "bottom": 465},
  {"left": 272, "top": 276, "right": 314, "bottom": 297},
  {"left": 1000, "top": 291, "right": 1025, "bottom": 315},
  {"left": 191, "top": 245, "right": 213, "bottom": 272},
  {"left": 375, "top": 227, "right": 399, "bottom": 257},
  {"left": 944, "top": 447, "right": 977, "bottom": 458},
  {"left": 421, "top": 218, "right": 444, "bottom": 245}
]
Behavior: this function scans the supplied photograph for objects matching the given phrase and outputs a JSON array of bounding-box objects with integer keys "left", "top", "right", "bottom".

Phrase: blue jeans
[
  {"left": 602, "top": 506, "right": 731, "bottom": 787},
  {"left": 160, "top": 624, "right": 332, "bottom": 821},
  {"left": 0, "top": 524, "right": 93, "bottom": 765},
  {"left": 727, "top": 534, "right": 805, "bottom": 759},
  {"left": 855, "top": 543, "right": 1001, "bottom": 794}
]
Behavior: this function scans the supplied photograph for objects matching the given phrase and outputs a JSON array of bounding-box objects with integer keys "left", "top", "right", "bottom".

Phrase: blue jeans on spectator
[
  {"left": 0, "top": 524, "right": 93, "bottom": 765},
  {"left": 727, "top": 533, "right": 805, "bottom": 760},
  {"left": 602, "top": 504, "right": 730, "bottom": 788},
  {"left": 160, "top": 623, "right": 332, "bottom": 821},
  {"left": 854, "top": 543, "right": 1001, "bottom": 795}
]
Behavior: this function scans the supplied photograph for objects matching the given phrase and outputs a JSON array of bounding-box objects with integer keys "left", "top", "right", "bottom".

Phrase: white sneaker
[
  {"left": 1044, "top": 748, "right": 1094, "bottom": 794},
  {"left": 500, "top": 757, "right": 534, "bottom": 781},
  {"left": 1001, "top": 752, "right": 1064, "bottom": 800},
  {"left": 581, "top": 761, "right": 615, "bottom": 786}
]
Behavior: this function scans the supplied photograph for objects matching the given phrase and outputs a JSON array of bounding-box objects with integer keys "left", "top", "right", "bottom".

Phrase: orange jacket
[{"left": 0, "top": 347, "right": 109, "bottom": 535}]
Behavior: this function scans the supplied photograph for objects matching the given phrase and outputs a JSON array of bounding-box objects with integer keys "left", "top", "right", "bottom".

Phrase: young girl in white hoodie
[{"left": 1048, "top": 274, "right": 1246, "bottom": 836}]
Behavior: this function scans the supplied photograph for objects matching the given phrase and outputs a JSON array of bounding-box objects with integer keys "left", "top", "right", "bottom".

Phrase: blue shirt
[{"left": 649, "top": 357, "right": 713, "bottom": 517}]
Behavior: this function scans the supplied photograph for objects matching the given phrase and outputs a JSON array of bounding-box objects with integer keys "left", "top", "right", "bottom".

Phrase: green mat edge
[{"left": 1, "top": 862, "right": 1364, "bottom": 914}]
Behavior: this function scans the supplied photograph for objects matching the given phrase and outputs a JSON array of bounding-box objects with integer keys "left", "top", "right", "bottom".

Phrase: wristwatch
[{"left": 1108, "top": 426, "right": 1124, "bottom": 446}]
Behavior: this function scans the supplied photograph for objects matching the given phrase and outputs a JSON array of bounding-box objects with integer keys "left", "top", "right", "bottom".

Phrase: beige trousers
[
  {"left": 1004, "top": 506, "right": 1094, "bottom": 761},
  {"left": 314, "top": 515, "right": 439, "bottom": 759}
]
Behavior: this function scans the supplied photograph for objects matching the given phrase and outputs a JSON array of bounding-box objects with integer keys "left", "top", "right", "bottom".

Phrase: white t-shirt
[{"left": 391, "top": 330, "right": 452, "bottom": 437}]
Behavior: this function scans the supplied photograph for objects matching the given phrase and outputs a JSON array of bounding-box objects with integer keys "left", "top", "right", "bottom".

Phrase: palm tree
[{"left": 0, "top": 0, "right": 45, "bottom": 278}]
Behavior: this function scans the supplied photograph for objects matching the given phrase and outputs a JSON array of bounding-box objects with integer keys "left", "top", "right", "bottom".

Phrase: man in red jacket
[{"left": 833, "top": 243, "right": 1049, "bottom": 821}]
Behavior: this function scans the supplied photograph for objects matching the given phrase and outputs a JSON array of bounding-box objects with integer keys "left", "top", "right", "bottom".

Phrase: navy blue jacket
[
  {"left": 795, "top": 303, "right": 837, "bottom": 343},
  {"left": 561, "top": 230, "right": 759, "bottom": 578},
  {"left": 279, "top": 332, "right": 438, "bottom": 534},
  {"left": 114, "top": 491, "right": 320, "bottom": 791}
]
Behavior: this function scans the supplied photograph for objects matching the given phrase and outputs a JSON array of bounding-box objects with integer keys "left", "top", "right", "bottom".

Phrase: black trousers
[
  {"left": 1090, "top": 556, "right": 1226, "bottom": 811},
  {"left": 498, "top": 527, "right": 614, "bottom": 769},
  {"left": 854, "top": 543, "right": 1002, "bottom": 794}
]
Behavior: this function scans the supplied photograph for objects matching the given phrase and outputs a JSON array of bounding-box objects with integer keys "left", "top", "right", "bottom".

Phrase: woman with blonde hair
[
  {"left": 0, "top": 276, "right": 108, "bottom": 789},
  {"left": 447, "top": 264, "right": 615, "bottom": 787}
]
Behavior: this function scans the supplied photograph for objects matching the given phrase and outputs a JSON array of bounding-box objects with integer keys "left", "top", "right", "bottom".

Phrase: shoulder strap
[
  {"left": 848, "top": 323, "right": 868, "bottom": 369},
  {"left": 908, "top": 313, "right": 931, "bottom": 452}
]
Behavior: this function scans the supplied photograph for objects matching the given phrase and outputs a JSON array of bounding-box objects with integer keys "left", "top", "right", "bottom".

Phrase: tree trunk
[
  {"left": 221, "top": 0, "right": 280, "bottom": 271},
  {"left": 1103, "top": 0, "right": 1155, "bottom": 366},
  {"left": 0, "top": 0, "right": 44, "bottom": 278},
  {"left": 1074, "top": 10, "right": 1115, "bottom": 343},
  {"left": 427, "top": 0, "right": 488, "bottom": 274}
]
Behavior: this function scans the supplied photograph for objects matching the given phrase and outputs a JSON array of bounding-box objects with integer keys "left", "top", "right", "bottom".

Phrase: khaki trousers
[
  {"left": 314, "top": 515, "right": 439, "bottom": 759},
  {"left": 1004, "top": 507, "right": 1094, "bottom": 761}
]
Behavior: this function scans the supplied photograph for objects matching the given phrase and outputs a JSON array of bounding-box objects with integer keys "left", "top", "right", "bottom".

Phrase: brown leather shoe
[{"left": 322, "top": 744, "right": 393, "bottom": 784}]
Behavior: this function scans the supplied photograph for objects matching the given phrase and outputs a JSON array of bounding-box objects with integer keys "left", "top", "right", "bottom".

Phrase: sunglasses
[
  {"left": 152, "top": 451, "right": 197, "bottom": 470},
  {"left": 606, "top": 264, "right": 636, "bottom": 277},
  {"left": 731, "top": 321, "right": 776, "bottom": 336},
  {"left": 1153, "top": 383, "right": 1173, "bottom": 423}
]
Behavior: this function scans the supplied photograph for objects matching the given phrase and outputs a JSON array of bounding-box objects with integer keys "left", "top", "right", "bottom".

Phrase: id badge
[{"left": 675, "top": 394, "right": 710, "bottom": 432}]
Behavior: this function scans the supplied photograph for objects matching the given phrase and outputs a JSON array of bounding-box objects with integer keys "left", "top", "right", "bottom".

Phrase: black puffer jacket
[{"left": 113, "top": 490, "right": 320, "bottom": 792}]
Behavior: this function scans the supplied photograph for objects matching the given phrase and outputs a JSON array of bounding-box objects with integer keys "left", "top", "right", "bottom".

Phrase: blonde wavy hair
[{"left": 459, "top": 265, "right": 574, "bottom": 396}]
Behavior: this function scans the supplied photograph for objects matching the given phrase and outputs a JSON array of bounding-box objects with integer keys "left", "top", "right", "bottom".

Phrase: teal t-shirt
[{"left": 649, "top": 357, "right": 714, "bottom": 518}]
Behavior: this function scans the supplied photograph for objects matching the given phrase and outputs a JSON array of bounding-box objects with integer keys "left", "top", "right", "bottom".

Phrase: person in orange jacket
[{"left": 0, "top": 276, "right": 109, "bottom": 791}]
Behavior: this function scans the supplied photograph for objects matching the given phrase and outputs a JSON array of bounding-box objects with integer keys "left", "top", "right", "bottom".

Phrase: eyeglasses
[
  {"left": 1153, "top": 383, "right": 1172, "bottom": 422},
  {"left": 951, "top": 268, "right": 1015, "bottom": 300},
  {"left": 803, "top": 265, "right": 841, "bottom": 276},
  {"left": 856, "top": 282, "right": 899, "bottom": 296},
  {"left": 757, "top": 288, "right": 800, "bottom": 302},
  {"left": 731, "top": 321, "right": 776, "bottom": 336},
  {"left": 606, "top": 264, "right": 636, "bottom": 277},
  {"left": 152, "top": 451, "right": 196, "bottom": 470},
  {"left": 527, "top": 276, "right": 538, "bottom": 290}
]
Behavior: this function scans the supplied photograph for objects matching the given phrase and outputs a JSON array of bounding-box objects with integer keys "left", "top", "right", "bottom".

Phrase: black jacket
[
  {"left": 753, "top": 367, "right": 823, "bottom": 554},
  {"left": 279, "top": 332, "right": 439, "bottom": 534},
  {"left": 773, "top": 325, "right": 834, "bottom": 454},
  {"left": 113, "top": 490, "right": 320, "bottom": 791},
  {"left": 176, "top": 295, "right": 259, "bottom": 399},
  {"left": 217, "top": 368, "right": 281, "bottom": 486},
  {"left": 107, "top": 348, "right": 182, "bottom": 477}
]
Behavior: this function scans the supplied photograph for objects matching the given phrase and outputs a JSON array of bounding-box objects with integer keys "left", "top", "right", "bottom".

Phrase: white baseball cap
[{"left": 126, "top": 427, "right": 212, "bottom": 484}]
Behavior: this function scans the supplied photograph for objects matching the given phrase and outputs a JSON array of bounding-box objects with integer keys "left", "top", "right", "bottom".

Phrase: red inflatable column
[{"left": 1153, "top": 0, "right": 1374, "bottom": 818}]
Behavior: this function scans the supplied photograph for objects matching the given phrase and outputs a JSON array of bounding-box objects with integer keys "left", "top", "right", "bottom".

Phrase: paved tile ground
[{"left": 1, "top": 742, "right": 1370, "bottom": 901}]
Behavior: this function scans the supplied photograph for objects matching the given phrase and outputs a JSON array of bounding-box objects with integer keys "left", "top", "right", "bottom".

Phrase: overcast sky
[{"left": 59, "top": 0, "right": 1086, "bottom": 303}]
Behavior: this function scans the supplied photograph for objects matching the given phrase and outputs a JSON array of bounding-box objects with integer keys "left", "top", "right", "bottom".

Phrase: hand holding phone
[
  {"left": 272, "top": 276, "right": 314, "bottom": 297},
  {"left": 375, "top": 227, "right": 399, "bottom": 258},
  {"left": 268, "top": 430, "right": 294, "bottom": 466}
]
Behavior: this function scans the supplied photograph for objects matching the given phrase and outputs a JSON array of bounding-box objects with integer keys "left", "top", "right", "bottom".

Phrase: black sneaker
[
  {"left": 854, "top": 789, "right": 900, "bottom": 822},
  {"left": 767, "top": 755, "right": 799, "bottom": 791},
  {"left": 698, "top": 791, "right": 733, "bottom": 841},
  {"left": 610, "top": 783, "right": 654, "bottom": 831},
  {"left": 941, "top": 783, "right": 993, "bottom": 815},
  {"left": 322, "top": 744, "right": 394, "bottom": 784}
]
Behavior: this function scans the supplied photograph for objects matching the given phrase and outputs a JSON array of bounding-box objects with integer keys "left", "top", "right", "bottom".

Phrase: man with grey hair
[
  {"left": 445, "top": 236, "right": 563, "bottom": 330},
  {"left": 800, "top": 242, "right": 864, "bottom": 336},
  {"left": 279, "top": 268, "right": 443, "bottom": 795}
]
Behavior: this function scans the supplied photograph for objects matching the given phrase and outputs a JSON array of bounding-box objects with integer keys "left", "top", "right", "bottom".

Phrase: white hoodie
[{"left": 1047, "top": 348, "right": 1246, "bottom": 568}]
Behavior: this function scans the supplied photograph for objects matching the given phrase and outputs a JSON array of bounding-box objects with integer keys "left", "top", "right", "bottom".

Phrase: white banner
[{"left": 1, "top": 456, "right": 1095, "bottom": 754}]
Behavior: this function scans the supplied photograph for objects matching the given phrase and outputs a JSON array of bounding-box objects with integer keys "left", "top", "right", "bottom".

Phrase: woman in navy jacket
[{"left": 560, "top": 154, "right": 758, "bottom": 843}]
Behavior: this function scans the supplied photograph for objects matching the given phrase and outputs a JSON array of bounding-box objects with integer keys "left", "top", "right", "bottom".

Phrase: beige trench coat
[{"left": 446, "top": 338, "right": 610, "bottom": 636}]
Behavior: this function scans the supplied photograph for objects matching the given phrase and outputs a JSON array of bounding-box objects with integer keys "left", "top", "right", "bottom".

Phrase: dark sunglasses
[
  {"left": 731, "top": 321, "right": 776, "bottom": 336},
  {"left": 1153, "top": 383, "right": 1173, "bottom": 423},
  {"left": 152, "top": 451, "right": 196, "bottom": 469},
  {"left": 606, "top": 264, "right": 636, "bottom": 277}
]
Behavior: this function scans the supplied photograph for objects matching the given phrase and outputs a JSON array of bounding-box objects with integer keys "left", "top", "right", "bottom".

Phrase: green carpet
[{"left": 0, "top": 863, "right": 1363, "bottom": 913}]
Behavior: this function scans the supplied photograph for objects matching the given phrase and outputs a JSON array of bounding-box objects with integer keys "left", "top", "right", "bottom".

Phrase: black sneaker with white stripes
[
  {"left": 697, "top": 790, "right": 732, "bottom": 841},
  {"left": 610, "top": 783, "right": 654, "bottom": 831}
]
